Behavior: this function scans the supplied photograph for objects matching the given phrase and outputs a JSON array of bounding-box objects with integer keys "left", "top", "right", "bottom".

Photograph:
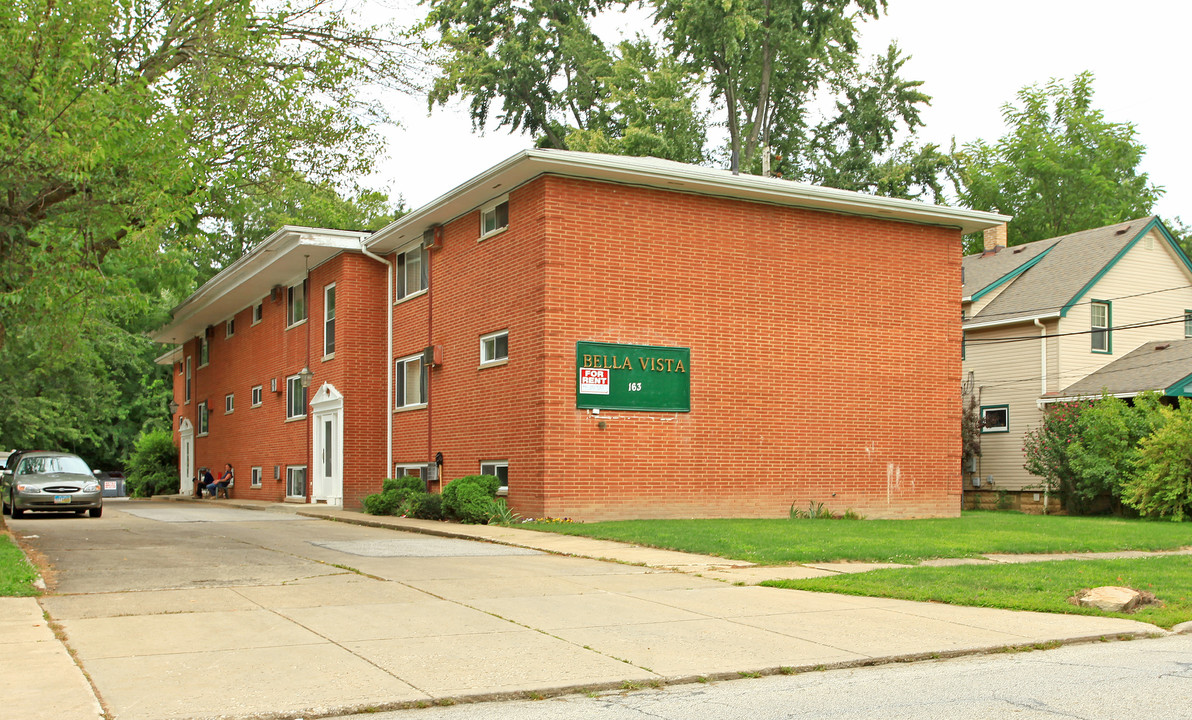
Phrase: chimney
[{"left": 983, "top": 223, "right": 1008, "bottom": 253}]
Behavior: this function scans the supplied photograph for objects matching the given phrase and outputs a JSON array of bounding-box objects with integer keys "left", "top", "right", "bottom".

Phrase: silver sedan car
[{"left": 1, "top": 452, "right": 103, "bottom": 518}]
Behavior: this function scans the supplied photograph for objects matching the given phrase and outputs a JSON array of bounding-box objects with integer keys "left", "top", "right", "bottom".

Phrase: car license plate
[{"left": 54, "top": 495, "right": 71, "bottom": 504}]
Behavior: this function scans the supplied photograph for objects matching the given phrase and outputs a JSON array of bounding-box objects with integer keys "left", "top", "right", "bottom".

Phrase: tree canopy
[
  {"left": 0, "top": 0, "right": 415, "bottom": 466},
  {"left": 425, "top": 0, "right": 944, "bottom": 195},
  {"left": 952, "top": 72, "right": 1163, "bottom": 248}
]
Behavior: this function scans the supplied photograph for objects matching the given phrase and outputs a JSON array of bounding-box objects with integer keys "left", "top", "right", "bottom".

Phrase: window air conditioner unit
[
  {"left": 422, "top": 226, "right": 443, "bottom": 250},
  {"left": 423, "top": 345, "right": 442, "bottom": 368},
  {"left": 270, "top": 285, "right": 283, "bottom": 302}
]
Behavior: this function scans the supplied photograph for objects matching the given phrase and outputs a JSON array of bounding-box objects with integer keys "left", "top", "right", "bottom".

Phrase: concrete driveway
[{"left": 9, "top": 501, "right": 1166, "bottom": 720}]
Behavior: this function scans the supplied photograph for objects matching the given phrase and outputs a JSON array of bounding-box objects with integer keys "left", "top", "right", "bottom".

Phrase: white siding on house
[
  {"left": 1054, "top": 229, "right": 1192, "bottom": 392},
  {"left": 964, "top": 322, "right": 1045, "bottom": 491}
]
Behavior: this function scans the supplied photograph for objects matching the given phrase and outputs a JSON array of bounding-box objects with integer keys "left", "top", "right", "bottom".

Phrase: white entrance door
[
  {"left": 310, "top": 382, "right": 344, "bottom": 506},
  {"left": 179, "top": 419, "right": 194, "bottom": 495}
]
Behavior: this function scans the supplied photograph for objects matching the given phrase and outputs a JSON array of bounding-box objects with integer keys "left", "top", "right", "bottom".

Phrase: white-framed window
[
  {"left": 252, "top": 302, "right": 263, "bottom": 325},
  {"left": 324, "top": 283, "right": 336, "bottom": 357},
  {"left": 225, "top": 317, "right": 235, "bottom": 338},
  {"left": 197, "top": 401, "right": 209, "bottom": 436},
  {"left": 479, "top": 198, "right": 509, "bottom": 239},
  {"left": 198, "top": 337, "right": 209, "bottom": 367},
  {"left": 184, "top": 356, "right": 192, "bottom": 404},
  {"left": 480, "top": 330, "right": 509, "bottom": 366},
  {"left": 1090, "top": 300, "right": 1111, "bottom": 353},
  {"left": 1184, "top": 310, "right": 1192, "bottom": 338},
  {"left": 980, "top": 405, "right": 1009, "bottom": 434},
  {"left": 251, "top": 466, "right": 262, "bottom": 488},
  {"left": 481, "top": 461, "right": 508, "bottom": 492},
  {"left": 224, "top": 393, "right": 234, "bottom": 414},
  {"left": 251, "top": 385, "right": 263, "bottom": 407},
  {"left": 286, "top": 375, "right": 307, "bottom": 419},
  {"left": 395, "top": 244, "right": 427, "bottom": 301},
  {"left": 286, "top": 465, "right": 306, "bottom": 499},
  {"left": 287, "top": 280, "right": 307, "bottom": 327},
  {"left": 394, "top": 354, "right": 427, "bottom": 410}
]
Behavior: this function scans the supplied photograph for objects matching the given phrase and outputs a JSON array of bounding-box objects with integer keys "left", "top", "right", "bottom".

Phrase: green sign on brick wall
[{"left": 575, "top": 341, "right": 691, "bottom": 412}]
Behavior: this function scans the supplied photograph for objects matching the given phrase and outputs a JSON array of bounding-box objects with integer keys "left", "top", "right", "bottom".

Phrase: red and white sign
[
  {"left": 579, "top": 368, "right": 610, "bottom": 395},
  {"left": 103, "top": 481, "right": 117, "bottom": 490}
]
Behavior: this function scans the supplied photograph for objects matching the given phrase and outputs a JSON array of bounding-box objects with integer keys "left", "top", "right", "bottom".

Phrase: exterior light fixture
[
  {"left": 168, "top": 399, "right": 179, "bottom": 416},
  {"left": 298, "top": 367, "right": 314, "bottom": 388}
]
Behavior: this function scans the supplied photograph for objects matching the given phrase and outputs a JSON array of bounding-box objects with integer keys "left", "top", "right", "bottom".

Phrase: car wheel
[
  {"left": 75, "top": 509, "right": 86, "bottom": 516},
  {"left": 11, "top": 500, "right": 24, "bottom": 519},
  {"left": 89, "top": 507, "right": 102, "bottom": 518},
  {"left": 1, "top": 492, "right": 8, "bottom": 516}
]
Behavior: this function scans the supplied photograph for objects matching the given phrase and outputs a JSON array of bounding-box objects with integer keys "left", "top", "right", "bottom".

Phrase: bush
[
  {"left": 1069, "top": 392, "right": 1164, "bottom": 510},
  {"left": 1023, "top": 401, "right": 1089, "bottom": 512},
  {"left": 124, "top": 429, "right": 179, "bottom": 497},
  {"left": 410, "top": 493, "right": 444, "bottom": 520},
  {"left": 363, "top": 476, "right": 429, "bottom": 516},
  {"left": 442, "top": 474, "right": 500, "bottom": 524},
  {"left": 1125, "top": 405, "right": 1192, "bottom": 521}
]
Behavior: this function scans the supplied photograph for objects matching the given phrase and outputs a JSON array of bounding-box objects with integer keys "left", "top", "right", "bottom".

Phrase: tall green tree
[
  {"left": 952, "top": 72, "right": 1162, "bottom": 247},
  {"left": 0, "top": 0, "right": 415, "bottom": 465}
]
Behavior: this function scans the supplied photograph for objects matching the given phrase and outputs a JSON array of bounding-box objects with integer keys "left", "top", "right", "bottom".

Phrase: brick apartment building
[{"left": 153, "top": 150, "right": 1006, "bottom": 520}]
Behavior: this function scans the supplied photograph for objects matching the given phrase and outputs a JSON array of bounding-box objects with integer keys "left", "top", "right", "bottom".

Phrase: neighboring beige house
[{"left": 962, "top": 217, "right": 1192, "bottom": 510}]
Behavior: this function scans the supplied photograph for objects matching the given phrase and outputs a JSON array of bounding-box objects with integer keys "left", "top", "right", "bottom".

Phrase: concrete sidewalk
[
  {"left": 0, "top": 597, "right": 103, "bottom": 719},
  {"left": 8, "top": 499, "right": 1182, "bottom": 720}
]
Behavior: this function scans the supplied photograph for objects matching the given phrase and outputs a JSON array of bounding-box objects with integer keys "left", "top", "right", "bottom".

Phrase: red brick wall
[
  {"left": 415, "top": 175, "right": 961, "bottom": 520},
  {"left": 171, "top": 253, "right": 389, "bottom": 504},
  {"left": 536, "top": 176, "right": 961, "bottom": 519}
]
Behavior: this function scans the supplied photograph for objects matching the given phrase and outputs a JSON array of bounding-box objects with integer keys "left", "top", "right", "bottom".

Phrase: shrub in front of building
[
  {"left": 441, "top": 474, "right": 501, "bottom": 524},
  {"left": 125, "top": 429, "right": 180, "bottom": 497},
  {"left": 361, "top": 476, "right": 426, "bottom": 516}
]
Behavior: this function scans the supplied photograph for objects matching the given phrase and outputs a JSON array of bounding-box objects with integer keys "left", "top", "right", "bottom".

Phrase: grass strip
[
  {"left": 763, "top": 556, "right": 1192, "bottom": 629},
  {"left": 525, "top": 512, "right": 1192, "bottom": 564},
  {"left": 0, "top": 532, "right": 39, "bottom": 597}
]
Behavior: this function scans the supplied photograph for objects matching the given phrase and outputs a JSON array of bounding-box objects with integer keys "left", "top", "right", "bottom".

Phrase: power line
[{"left": 965, "top": 314, "right": 1188, "bottom": 346}]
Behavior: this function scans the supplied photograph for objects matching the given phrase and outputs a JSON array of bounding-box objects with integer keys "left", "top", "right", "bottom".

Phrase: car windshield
[{"left": 17, "top": 455, "right": 92, "bottom": 475}]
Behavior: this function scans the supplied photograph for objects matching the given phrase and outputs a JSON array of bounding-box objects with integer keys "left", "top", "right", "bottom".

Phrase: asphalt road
[{"left": 343, "top": 633, "right": 1192, "bottom": 720}]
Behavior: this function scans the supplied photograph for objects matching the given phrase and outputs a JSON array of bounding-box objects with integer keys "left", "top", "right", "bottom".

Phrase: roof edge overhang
[
  {"left": 366, "top": 150, "right": 1011, "bottom": 254},
  {"left": 151, "top": 226, "right": 371, "bottom": 345},
  {"left": 963, "top": 311, "right": 1061, "bottom": 331},
  {"left": 154, "top": 347, "right": 182, "bottom": 366},
  {"left": 1039, "top": 390, "right": 1145, "bottom": 405}
]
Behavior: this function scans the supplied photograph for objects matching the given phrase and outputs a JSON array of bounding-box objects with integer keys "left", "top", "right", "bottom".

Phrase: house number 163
[{"left": 628, "top": 382, "right": 642, "bottom": 391}]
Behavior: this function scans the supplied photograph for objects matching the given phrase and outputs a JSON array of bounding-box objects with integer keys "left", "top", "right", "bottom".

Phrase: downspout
[
  {"left": 360, "top": 242, "right": 394, "bottom": 479},
  {"left": 1035, "top": 317, "right": 1048, "bottom": 514}
]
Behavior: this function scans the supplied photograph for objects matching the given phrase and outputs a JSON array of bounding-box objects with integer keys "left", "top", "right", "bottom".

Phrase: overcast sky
[{"left": 366, "top": 0, "right": 1190, "bottom": 225}]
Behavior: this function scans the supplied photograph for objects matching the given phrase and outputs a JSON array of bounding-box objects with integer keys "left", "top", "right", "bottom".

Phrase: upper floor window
[
  {"left": 479, "top": 198, "right": 509, "bottom": 239},
  {"left": 480, "top": 330, "right": 508, "bottom": 366},
  {"left": 184, "top": 357, "right": 192, "bottom": 403},
  {"left": 286, "top": 375, "right": 307, "bottom": 419},
  {"left": 225, "top": 393, "right": 234, "bottom": 414},
  {"left": 287, "top": 281, "right": 307, "bottom": 327},
  {"left": 197, "top": 401, "right": 209, "bottom": 435},
  {"left": 394, "top": 354, "right": 427, "bottom": 410},
  {"left": 253, "top": 302, "right": 263, "bottom": 325},
  {"left": 198, "top": 337, "right": 209, "bottom": 367},
  {"left": 225, "top": 317, "right": 235, "bottom": 338},
  {"left": 1185, "top": 310, "right": 1192, "bottom": 338},
  {"left": 1090, "top": 300, "right": 1111, "bottom": 353},
  {"left": 324, "top": 284, "right": 336, "bottom": 357},
  {"left": 251, "top": 385, "right": 263, "bottom": 407},
  {"left": 396, "top": 244, "right": 427, "bottom": 301}
]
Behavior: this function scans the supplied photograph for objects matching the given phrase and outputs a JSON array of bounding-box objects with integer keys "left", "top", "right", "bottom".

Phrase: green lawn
[
  {"left": 525, "top": 512, "right": 1192, "bottom": 564},
  {"left": 0, "top": 533, "right": 39, "bottom": 597},
  {"left": 764, "top": 556, "right": 1192, "bottom": 629}
]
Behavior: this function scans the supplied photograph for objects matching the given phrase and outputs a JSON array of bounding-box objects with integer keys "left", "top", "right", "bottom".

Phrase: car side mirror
[{"left": 93, "top": 469, "right": 101, "bottom": 475}]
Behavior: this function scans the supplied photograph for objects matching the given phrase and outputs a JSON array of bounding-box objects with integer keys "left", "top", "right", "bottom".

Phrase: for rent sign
[{"left": 575, "top": 341, "right": 691, "bottom": 412}]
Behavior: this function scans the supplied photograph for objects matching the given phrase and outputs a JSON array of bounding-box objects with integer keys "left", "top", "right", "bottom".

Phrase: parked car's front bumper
[{"left": 13, "top": 489, "right": 103, "bottom": 511}]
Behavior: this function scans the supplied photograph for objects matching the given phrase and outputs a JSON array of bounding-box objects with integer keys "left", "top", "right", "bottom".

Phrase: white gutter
[
  {"left": 1039, "top": 390, "right": 1148, "bottom": 405},
  {"left": 1034, "top": 318, "right": 1047, "bottom": 395},
  {"left": 963, "top": 311, "right": 1060, "bottom": 331},
  {"left": 360, "top": 242, "right": 393, "bottom": 478}
]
